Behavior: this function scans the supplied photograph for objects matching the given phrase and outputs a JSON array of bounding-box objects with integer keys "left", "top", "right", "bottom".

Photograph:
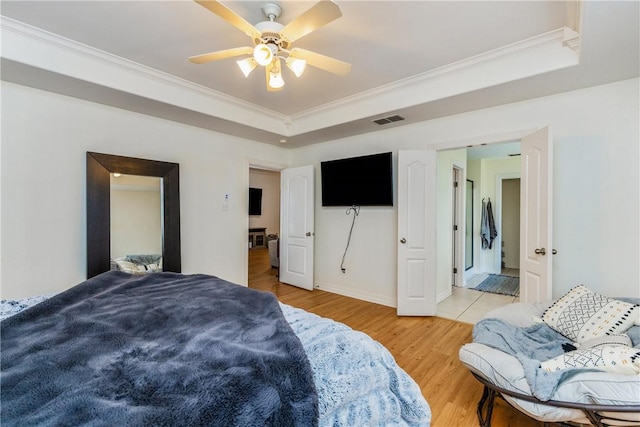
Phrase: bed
[
  {"left": 459, "top": 286, "right": 640, "bottom": 426},
  {"left": 0, "top": 271, "right": 430, "bottom": 426}
]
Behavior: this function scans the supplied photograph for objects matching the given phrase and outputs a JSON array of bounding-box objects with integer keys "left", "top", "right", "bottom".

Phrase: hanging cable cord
[{"left": 340, "top": 205, "right": 360, "bottom": 273}]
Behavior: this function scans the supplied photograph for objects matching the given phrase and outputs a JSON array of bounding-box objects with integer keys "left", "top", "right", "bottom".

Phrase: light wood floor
[{"left": 248, "top": 248, "right": 540, "bottom": 427}]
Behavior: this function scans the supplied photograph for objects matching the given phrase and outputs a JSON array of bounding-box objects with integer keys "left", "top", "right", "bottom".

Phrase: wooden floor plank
[{"left": 248, "top": 248, "right": 540, "bottom": 427}]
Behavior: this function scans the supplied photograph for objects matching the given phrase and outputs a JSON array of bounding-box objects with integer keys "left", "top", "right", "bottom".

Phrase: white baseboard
[
  {"left": 313, "top": 281, "right": 396, "bottom": 308},
  {"left": 437, "top": 289, "right": 451, "bottom": 304}
]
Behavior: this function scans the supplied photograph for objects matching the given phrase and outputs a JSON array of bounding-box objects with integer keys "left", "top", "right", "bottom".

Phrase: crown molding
[
  {"left": 562, "top": 27, "right": 581, "bottom": 54},
  {"left": 0, "top": 16, "right": 290, "bottom": 133},
  {"left": 290, "top": 27, "right": 580, "bottom": 128}
]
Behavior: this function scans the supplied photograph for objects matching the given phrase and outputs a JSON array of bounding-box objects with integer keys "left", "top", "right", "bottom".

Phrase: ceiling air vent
[{"left": 373, "top": 114, "right": 405, "bottom": 125}]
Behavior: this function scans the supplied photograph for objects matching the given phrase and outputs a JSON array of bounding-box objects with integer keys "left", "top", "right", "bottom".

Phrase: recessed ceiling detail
[
  {"left": 1, "top": 1, "right": 637, "bottom": 148},
  {"left": 0, "top": 15, "right": 583, "bottom": 143}
]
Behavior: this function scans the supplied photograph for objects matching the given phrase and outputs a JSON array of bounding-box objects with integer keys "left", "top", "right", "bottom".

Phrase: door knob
[
  {"left": 400, "top": 238, "right": 407, "bottom": 244},
  {"left": 534, "top": 248, "right": 546, "bottom": 255},
  {"left": 306, "top": 232, "right": 312, "bottom": 236},
  {"left": 552, "top": 249, "right": 557, "bottom": 255}
]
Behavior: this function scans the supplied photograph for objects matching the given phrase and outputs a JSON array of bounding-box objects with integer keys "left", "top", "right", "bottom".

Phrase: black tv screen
[
  {"left": 321, "top": 152, "right": 393, "bottom": 206},
  {"left": 248, "top": 187, "right": 262, "bottom": 215}
]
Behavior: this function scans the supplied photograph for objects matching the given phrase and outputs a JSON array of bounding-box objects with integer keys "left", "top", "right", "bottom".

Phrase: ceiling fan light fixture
[
  {"left": 268, "top": 69, "right": 285, "bottom": 89},
  {"left": 236, "top": 57, "right": 257, "bottom": 77},
  {"left": 286, "top": 57, "right": 307, "bottom": 77},
  {"left": 268, "top": 60, "right": 285, "bottom": 89},
  {"left": 253, "top": 43, "right": 277, "bottom": 66}
]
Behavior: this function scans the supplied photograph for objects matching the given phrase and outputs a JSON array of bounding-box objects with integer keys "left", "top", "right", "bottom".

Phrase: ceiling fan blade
[
  {"left": 280, "top": 1, "right": 342, "bottom": 43},
  {"left": 289, "top": 48, "right": 351, "bottom": 76},
  {"left": 195, "top": 1, "right": 262, "bottom": 40},
  {"left": 189, "top": 46, "right": 253, "bottom": 64}
]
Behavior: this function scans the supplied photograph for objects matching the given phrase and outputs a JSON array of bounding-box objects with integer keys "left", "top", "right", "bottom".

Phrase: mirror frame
[{"left": 86, "top": 152, "right": 181, "bottom": 278}]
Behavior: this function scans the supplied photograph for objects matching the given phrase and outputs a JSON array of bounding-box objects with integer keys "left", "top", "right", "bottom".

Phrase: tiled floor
[{"left": 436, "top": 271, "right": 520, "bottom": 324}]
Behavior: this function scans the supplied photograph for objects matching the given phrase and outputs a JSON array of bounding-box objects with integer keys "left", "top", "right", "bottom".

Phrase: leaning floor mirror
[{"left": 86, "top": 152, "right": 181, "bottom": 278}]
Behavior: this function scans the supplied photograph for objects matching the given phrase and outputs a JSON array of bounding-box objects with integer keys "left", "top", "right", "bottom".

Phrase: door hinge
[
  {"left": 453, "top": 267, "right": 458, "bottom": 274},
  {"left": 453, "top": 224, "right": 458, "bottom": 231},
  {"left": 454, "top": 181, "right": 459, "bottom": 187}
]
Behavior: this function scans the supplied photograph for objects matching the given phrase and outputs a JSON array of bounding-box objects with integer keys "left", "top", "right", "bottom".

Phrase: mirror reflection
[{"left": 110, "top": 174, "right": 163, "bottom": 272}]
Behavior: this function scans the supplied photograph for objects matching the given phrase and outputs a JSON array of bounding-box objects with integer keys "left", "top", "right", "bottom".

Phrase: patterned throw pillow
[
  {"left": 575, "top": 333, "right": 632, "bottom": 349},
  {"left": 541, "top": 345, "right": 640, "bottom": 375},
  {"left": 542, "top": 285, "right": 640, "bottom": 343}
]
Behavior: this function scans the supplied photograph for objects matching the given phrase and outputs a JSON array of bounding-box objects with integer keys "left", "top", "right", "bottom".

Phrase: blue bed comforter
[
  {"left": 1, "top": 274, "right": 431, "bottom": 427},
  {"left": 1, "top": 271, "right": 318, "bottom": 426}
]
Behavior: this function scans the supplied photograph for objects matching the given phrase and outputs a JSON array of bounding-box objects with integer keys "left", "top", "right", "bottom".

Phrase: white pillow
[
  {"left": 542, "top": 285, "right": 640, "bottom": 343},
  {"left": 541, "top": 345, "right": 640, "bottom": 375}
]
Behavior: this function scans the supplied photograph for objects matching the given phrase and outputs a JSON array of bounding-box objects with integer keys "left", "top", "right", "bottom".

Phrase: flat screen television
[
  {"left": 248, "top": 187, "right": 262, "bottom": 215},
  {"left": 321, "top": 152, "right": 393, "bottom": 207}
]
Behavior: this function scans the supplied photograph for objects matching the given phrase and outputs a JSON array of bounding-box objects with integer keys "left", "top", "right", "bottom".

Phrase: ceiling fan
[{"left": 189, "top": 0, "right": 351, "bottom": 91}]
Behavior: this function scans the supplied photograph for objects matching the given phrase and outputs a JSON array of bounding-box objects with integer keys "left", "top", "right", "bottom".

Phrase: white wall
[
  {"left": 2, "top": 78, "right": 638, "bottom": 303},
  {"left": 291, "top": 78, "right": 640, "bottom": 304},
  {"left": 1, "top": 81, "right": 291, "bottom": 299},
  {"left": 292, "top": 147, "right": 398, "bottom": 306},
  {"left": 248, "top": 169, "right": 280, "bottom": 237}
]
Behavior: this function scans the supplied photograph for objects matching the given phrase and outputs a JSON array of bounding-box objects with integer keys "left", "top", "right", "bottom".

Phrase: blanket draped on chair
[
  {"left": 473, "top": 318, "right": 597, "bottom": 401},
  {"left": 1, "top": 271, "right": 318, "bottom": 426}
]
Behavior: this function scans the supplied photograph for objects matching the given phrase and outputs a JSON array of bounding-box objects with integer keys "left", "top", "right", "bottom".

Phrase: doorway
[
  {"left": 247, "top": 167, "right": 281, "bottom": 285},
  {"left": 435, "top": 141, "right": 523, "bottom": 322}
]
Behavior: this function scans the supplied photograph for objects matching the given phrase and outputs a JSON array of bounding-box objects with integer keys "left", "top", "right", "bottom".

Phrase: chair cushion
[{"left": 460, "top": 341, "right": 640, "bottom": 423}]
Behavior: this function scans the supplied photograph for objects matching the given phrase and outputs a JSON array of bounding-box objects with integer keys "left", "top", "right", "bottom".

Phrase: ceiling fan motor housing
[{"left": 254, "top": 20, "right": 288, "bottom": 49}]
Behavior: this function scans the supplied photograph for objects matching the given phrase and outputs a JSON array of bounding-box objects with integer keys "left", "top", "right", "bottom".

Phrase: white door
[
  {"left": 280, "top": 165, "right": 314, "bottom": 290},
  {"left": 520, "top": 127, "right": 553, "bottom": 302},
  {"left": 397, "top": 150, "right": 437, "bottom": 316}
]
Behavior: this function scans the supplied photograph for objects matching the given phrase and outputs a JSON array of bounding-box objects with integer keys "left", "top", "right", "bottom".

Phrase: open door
[
  {"left": 397, "top": 150, "right": 437, "bottom": 316},
  {"left": 520, "top": 127, "right": 553, "bottom": 302},
  {"left": 279, "top": 165, "right": 314, "bottom": 290}
]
